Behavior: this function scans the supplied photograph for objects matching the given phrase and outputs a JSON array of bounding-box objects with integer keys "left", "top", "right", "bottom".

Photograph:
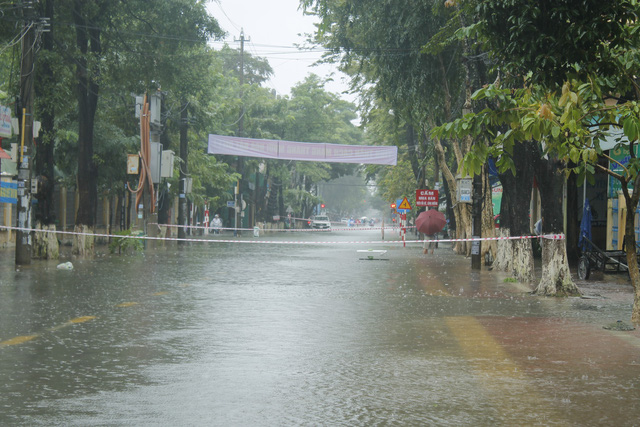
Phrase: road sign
[
  {"left": 416, "top": 189, "right": 438, "bottom": 207},
  {"left": 227, "top": 201, "right": 235, "bottom": 208},
  {"left": 395, "top": 197, "right": 411, "bottom": 214},
  {"left": 398, "top": 197, "right": 412, "bottom": 210}
]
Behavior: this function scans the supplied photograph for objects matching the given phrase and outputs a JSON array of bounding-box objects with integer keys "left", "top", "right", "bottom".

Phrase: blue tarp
[{"left": 579, "top": 199, "right": 592, "bottom": 251}]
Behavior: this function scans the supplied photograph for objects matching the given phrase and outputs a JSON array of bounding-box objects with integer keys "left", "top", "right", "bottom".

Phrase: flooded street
[{"left": 1, "top": 229, "right": 639, "bottom": 426}]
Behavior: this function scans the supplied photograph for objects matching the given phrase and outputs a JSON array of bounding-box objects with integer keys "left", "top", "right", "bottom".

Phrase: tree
[
  {"left": 302, "top": 0, "right": 496, "bottom": 255},
  {"left": 52, "top": 0, "right": 224, "bottom": 253},
  {"left": 470, "top": 0, "right": 640, "bottom": 313}
]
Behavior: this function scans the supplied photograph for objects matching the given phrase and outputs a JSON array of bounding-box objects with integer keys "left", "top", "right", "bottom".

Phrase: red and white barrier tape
[
  {"left": 0, "top": 225, "right": 564, "bottom": 245},
  {"left": 150, "top": 223, "right": 406, "bottom": 232}
]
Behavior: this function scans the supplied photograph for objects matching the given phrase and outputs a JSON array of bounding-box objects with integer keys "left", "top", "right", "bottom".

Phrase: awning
[{"left": 0, "top": 146, "right": 11, "bottom": 160}]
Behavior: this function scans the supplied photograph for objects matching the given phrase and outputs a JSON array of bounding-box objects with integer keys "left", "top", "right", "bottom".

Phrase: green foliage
[
  {"left": 108, "top": 229, "right": 144, "bottom": 254},
  {"left": 476, "top": 0, "right": 639, "bottom": 87}
]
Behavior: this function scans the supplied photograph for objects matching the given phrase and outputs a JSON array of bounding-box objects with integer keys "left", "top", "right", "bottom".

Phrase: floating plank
[{"left": 357, "top": 249, "right": 388, "bottom": 260}]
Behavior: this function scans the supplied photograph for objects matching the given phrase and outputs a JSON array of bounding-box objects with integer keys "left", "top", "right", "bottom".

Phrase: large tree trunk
[
  {"left": 495, "top": 141, "right": 536, "bottom": 282},
  {"left": 533, "top": 156, "right": 580, "bottom": 296},
  {"left": 73, "top": 224, "right": 94, "bottom": 257},
  {"left": 72, "top": 1, "right": 101, "bottom": 255},
  {"left": 536, "top": 238, "right": 575, "bottom": 295},
  {"left": 33, "top": 224, "right": 59, "bottom": 259},
  {"left": 565, "top": 170, "right": 580, "bottom": 263},
  {"left": 432, "top": 135, "right": 472, "bottom": 255},
  {"left": 623, "top": 179, "right": 640, "bottom": 324},
  {"left": 481, "top": 166, "right": 497, "bottom": 263},
  {"left": 33, "top": 0, "right": 59, "bottom": 260},
  {"left": 35, "top": 0, "right": 56, "bottom": 227},
  {"left": 624, "top": 202, "right": 640, "bottom": 324}
]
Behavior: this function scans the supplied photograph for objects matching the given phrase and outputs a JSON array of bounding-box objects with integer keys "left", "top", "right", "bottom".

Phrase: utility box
[
  {"left": 183, "top": 177, "right": 192, "bottom": 194},
  {"left": 134, "top": 96, "right": 144, "bottom": 118},
  {"left": 127, "top": 154, "right": 139, "bottom": 174},
  {"left": 161, "top": 150, "right": 174, "bottom": 178},
  {"left": 150, "top": 93, "right": 162, "bottom": 126},
  {"left": 149, "top": 142, "right": 162, "bottom": 184}
]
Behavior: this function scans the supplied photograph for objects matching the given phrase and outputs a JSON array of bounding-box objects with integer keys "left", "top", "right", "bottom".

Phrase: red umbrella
[{"left": 416, "top": 209, "right": 446, "bottom": 236}]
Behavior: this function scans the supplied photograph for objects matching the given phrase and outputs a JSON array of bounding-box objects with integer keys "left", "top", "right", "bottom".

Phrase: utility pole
[
  {"left": 178, "top": 100, "right": 188, "bottom": 241},
  {"left": 235, "top": 29, "right": 249, "bottom": 234},
  {"left": 236, "top": 28, "right": 247, "bottom": 138},
  {"left": 471, "top": 172, "right": 483, "bottom": 270},
  {"left": 15, "top": 1, "right": 37, "bottom": 265}
]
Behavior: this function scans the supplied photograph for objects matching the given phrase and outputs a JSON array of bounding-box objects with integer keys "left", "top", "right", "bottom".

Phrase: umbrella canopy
[
  {"left": 416, "top": 209, "right": 446, "bottom": 236},
  {"left": 579, "top": 199, "right": 592, "bottom": 251}
]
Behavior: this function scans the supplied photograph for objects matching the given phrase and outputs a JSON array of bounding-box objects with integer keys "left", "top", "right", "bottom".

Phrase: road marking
[
  {"left": 116, "top": 302, "right": 139, "bottom": 308},
  {"left": 69, "top": 316, "right": 96, "bottom": 324},
  {"left": 0, "top": 335, "right": 39, "bottom": 347},
  {"left": 153, "top": 291, "right": 169, "bottom": 296},
  {"left": 445, "top": 316, "right": 564, "bottom": 425}
]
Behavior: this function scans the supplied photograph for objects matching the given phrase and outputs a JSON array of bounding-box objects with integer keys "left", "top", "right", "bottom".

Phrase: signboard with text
[
  {"left": 609, "top": 143, "right": 639, "bottom": 198},
  {"left": 0, "top": 105, "right": 12, "bottom": 138},
  {"left": 457, "top": 177, "right": 472, "bottom": 203},
  {"left": 416, "top": 189, "right": 438, "bottom": 207}
]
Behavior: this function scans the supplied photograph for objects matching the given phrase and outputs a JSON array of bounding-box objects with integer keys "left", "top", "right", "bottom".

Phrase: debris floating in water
[
  {"left": 56, "top": 262, "right": 74, "bottom": 270},
  {"left": 603, "top": 320, "right": 635, "bottom": 331}
]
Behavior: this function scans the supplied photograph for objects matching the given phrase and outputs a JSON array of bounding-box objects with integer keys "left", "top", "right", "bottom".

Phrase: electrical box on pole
[
  {"left": 161, "top": 150, "right": 174, "bottom": 178},
  {"left": 150, "top": 93, "right": 162, "bottom": 127},
  {"left": 149, "top": 142, "right": 162, "bottom": 184}
]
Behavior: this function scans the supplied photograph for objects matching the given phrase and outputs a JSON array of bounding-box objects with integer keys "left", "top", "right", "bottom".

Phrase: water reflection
[{"left": 1, "top": 231, "right": 639, "bottom": 425}]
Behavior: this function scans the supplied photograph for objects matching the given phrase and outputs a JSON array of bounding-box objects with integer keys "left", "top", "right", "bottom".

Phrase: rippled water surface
[{"left": 1, "top": 229, "right": 639, "bottom": 426}]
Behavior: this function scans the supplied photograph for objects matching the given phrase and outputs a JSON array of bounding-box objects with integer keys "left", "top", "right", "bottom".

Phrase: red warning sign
[{"left": 416, "top": 189, "right": 438, "bottom": 207}]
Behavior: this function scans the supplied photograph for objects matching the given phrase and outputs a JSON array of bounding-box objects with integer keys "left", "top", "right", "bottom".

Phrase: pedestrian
[
  {"left": 423, "top": 234, "right": 436, "bottom": 255},
  {"left": 211, "top": 214, "right": 223, "bottom": 234}
]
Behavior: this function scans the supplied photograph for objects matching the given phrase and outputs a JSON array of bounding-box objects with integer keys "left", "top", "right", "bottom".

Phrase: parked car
[{"left": 310, "top": 215, "right": 332, "bottom": 229}]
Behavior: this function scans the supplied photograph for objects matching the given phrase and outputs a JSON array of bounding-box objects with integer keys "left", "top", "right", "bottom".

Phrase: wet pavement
[{"left": 1, "top": 229, "right": 639, "bottom": 426}]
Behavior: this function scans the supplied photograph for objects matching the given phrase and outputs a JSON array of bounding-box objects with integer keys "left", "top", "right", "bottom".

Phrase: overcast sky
[{"left": 207, "top": 0, "right": 352, "bottom": 101}]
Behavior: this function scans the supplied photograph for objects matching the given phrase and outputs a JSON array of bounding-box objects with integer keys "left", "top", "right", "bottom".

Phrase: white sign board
[
  {"left": 0, "top": 105, "right": 12, "bottom": 138},
  {"left": 457, "top": 177, "right": 472, "bottom": 203}
]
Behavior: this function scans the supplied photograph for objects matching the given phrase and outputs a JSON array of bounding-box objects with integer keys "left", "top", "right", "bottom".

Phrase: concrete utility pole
[
  {"left": 178, "top": 100, "right": 188, "bottom": 241},
  {"left": 235, "top": 29, "right": 249, "bottom": 234},
  {"left": 15, "top": 1, "right": 36, "bottom": 265}
]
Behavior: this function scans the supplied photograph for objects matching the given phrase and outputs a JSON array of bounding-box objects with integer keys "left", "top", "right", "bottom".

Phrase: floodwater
[{"left": 1, "top": 228, "right": 639, "bottom": 426}]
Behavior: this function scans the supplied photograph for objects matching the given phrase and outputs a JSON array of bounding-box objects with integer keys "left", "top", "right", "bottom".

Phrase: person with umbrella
[
  {"left": 416, "top": 209, "right": 447, "bottom": 255},
  {"left": 423, "top": 234, "right": 436, "bottom": 254}
]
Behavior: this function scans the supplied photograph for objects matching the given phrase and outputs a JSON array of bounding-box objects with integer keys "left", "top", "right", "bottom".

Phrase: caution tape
[
  {"left": 0, "top": 225, "right": 564, "bottom": 245},
  {"left": 150, "top": 222, "right": 408, "bottom": 232}
]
